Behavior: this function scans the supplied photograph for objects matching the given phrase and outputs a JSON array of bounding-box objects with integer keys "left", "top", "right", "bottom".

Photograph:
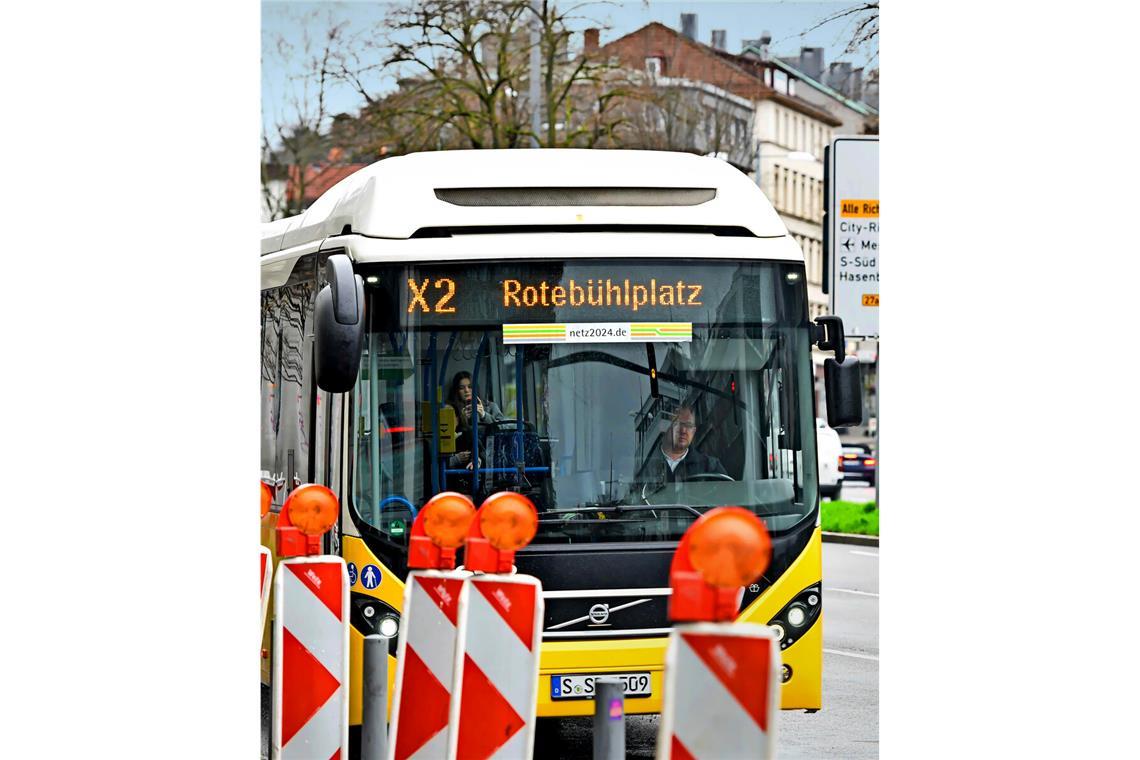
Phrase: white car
[{"left": 816, "top": 418, "right": 844, "bottom": 499}]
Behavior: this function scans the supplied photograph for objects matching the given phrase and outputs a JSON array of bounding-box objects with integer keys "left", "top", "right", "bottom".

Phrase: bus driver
[{"left": 654, "top": 404, "right": 728, "bottom": 483}]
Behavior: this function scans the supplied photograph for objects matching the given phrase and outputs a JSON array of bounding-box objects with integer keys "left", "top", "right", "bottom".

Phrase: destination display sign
[
  {"left": 407, "top": 276, "right": 706, "bottom": 314},
  {"left": 361, "top": 260, "right": 809, "bottom": 329}
]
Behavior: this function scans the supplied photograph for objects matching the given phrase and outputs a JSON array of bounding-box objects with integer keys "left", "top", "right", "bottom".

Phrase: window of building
[
  {"left": 645, "top": 57, "right": 664, "bottom": 77},
  {"left": 774, "top": 70, "right": 788, "bottom": 95}
]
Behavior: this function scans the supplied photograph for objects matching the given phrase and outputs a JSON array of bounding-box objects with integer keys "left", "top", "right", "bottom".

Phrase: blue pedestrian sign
[
  {"left": 361, "top": 564, "right": 381, "bottom": 590},
  {"left": 347, "top": 562, "right": 358, "bottom": 587}
]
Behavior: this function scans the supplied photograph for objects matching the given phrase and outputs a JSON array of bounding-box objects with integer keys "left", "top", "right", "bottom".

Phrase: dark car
[{"left": 840, "top": 444, "right": 877, "bottom": 486}]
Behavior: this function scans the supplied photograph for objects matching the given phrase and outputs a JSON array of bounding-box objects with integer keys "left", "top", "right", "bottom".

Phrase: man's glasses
[{"left": 673, "top": 421, "right": 697, "bottom": 431}]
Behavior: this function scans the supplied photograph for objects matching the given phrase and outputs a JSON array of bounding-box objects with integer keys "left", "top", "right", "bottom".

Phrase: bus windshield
[{"left": 350, "top": 258, "right": 817, "bottom": 546}]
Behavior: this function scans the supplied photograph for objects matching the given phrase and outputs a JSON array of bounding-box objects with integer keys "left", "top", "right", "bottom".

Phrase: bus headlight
[
  {"left": 787, "top": 604, "right": 807, "bottom": 627},
  {"left": 351, "top": 593, "right": 401, "bottom": 653},
  {"left": 766, "top": 584, "right": 821, "bottom": 649},
  {"left": 378, "top": 615, "right": 400, "bottom": 638}
]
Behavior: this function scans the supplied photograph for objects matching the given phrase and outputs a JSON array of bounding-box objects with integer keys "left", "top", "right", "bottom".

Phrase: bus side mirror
[
  {"left": 315, "top": 254, "right": 366, "bottom": 393},
  {"left": 824, "top": 356, "right": 863, "bottom": 428}
]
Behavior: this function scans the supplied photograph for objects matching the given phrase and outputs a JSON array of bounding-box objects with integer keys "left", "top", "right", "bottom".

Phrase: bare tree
[
  {"left": 262, "top": 9, "right": 352, "bottom": 219},
  {"left": 599, "top": 28, "right": 758, "bottom": 169},
  {"left": 612, "top": 74, "right": 755, "bottom": 169},
  {"left": 324, "top": 1, "right": 630, "bottom": 153},
  {"left": 802, "top": 3, "right": 878, "bottom": 63}
]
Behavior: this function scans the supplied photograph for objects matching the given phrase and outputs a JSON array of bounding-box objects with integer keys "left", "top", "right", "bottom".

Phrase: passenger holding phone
[{"left": 447, "top": 371, "right": 507, "bottom": 469}]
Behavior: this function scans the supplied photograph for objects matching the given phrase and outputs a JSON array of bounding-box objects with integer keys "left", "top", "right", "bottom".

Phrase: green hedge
[{"left": 821, "top": 500, "right": 878, "bottom": 536}]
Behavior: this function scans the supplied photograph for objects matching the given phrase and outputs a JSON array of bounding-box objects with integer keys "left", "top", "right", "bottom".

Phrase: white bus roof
[{"left": 261, "top": 149, "right": 790, "bottom": 255}]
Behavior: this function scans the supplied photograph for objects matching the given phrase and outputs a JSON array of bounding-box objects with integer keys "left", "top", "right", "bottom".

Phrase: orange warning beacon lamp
[
  {"left": 275, "top": 484, "right": 339, "bottom": 558},
  {"left": 669, "top": 507, "right": 772, "bottom": 622},
  {"left": 408, "top": 492, "right": 477, "bottom": 570},
  {"left": 465, "top": 491, "right": 539, "bottom": 573},
  {"left": 260, "top": 481, "right": 272, "bottom": 519}
]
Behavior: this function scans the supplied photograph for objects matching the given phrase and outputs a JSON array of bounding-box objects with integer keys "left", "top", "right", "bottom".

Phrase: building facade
[
  {"left": 598, "top": 21, "right": 845, "bottom": 319},
  {"left": 599, "top": 19, "right": 884, "bottom": 429}
]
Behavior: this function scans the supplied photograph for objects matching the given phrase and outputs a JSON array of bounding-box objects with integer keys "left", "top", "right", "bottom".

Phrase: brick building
[{"left": 597, "top": 20, "right": 843, "bottom": 319}]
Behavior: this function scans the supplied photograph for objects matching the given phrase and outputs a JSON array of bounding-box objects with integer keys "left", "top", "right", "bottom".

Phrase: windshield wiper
[{"left": 538, "top": 503, "right": 705, "bottom": 521}]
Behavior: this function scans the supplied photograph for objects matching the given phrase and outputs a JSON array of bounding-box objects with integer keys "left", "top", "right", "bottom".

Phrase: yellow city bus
[{"left": 260, "top": 149, "right": 862, "bottom": 750}]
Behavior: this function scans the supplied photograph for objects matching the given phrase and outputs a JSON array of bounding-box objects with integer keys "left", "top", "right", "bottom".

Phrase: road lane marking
[
  {"left": 824, "top": 648, "right": 879, "bottom": 661},
  {"left": 828, "top": 588, "right": 879, "bottom": 597},
  {"left": 850, "top": 550, "right": 878, "bottom": 558}
]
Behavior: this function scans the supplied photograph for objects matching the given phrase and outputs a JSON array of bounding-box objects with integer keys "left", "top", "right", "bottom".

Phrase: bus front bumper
[{"left": 535, "top": 617, "right": 822, "bottom": 717}]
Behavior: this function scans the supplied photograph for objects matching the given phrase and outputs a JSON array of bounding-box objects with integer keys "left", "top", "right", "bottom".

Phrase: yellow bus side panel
[
  {"left": 342, "top": 536, "right": 404, "bottom": 726},
  {"left": 737, "top": 526, "right": 823, "bottom": 709},
  {"left": 341, "top": 535, "right": 407, "bottom": 611}
]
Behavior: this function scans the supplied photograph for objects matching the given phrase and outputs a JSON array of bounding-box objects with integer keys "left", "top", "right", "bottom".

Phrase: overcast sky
[{"left": 262, "top": 1, "right": 878, "bottom": 139}]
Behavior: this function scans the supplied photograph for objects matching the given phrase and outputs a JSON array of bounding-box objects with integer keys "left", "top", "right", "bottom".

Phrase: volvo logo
[{"left": 547, "top": 597, "right": 654, "bottom": 632}]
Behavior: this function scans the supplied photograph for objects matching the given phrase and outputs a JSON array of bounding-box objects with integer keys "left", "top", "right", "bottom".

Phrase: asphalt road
[{"left": 262, "top": 540, "right": 879, "bottom": 759}]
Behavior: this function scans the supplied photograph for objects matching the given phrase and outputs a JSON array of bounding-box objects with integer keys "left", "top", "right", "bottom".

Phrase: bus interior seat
[{"left": 486, "top": 427, "right": 549, "bottom": 490}]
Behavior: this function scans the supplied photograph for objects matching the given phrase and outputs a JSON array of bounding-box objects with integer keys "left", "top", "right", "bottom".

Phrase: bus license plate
[{"left": 550, "top": 672, "right": 651, "bottom": 700}]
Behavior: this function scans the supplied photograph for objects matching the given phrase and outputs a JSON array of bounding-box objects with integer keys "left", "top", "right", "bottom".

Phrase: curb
[{"left": 822, "top": 531, "right": 879, "bottom": 547}]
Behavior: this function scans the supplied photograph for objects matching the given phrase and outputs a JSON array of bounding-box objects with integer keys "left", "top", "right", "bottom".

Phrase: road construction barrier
[
  {"left": 271, "top": 485, "right": 350, "bottom": 760},
  {"left": 453, "top": 573, "right": 543, "bottom": 759},
  {"left": 388, "top": 493, "right": 476, "bottom": 760},
  {"left": 389, "top": 568, "right": 469, "bottom": 760},
  {"left": 450, "top": 491, "right": 543, "bottom": 760},
  {"left": 658, "top": 623, "right": 780, "bottom": 759},
  {"left": 261, "top": 480, "right": 273, "bottom": 641},
  {"left": 272, "top": 555, "right": 351, "bottom": 759},
  {"left": 657, "top": 507, "right": 779, "bottom": 760},
  {"left": 260, "top": 545, "right": 272, "bottom": 637}
]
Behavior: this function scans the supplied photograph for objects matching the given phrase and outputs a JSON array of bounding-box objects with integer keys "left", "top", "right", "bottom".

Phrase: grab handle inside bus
[{"left": 315, "top": 253, "right": 367, "bottom": 393}]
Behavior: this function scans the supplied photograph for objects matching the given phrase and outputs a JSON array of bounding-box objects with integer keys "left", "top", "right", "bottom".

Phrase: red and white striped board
[
  {"left": 260, "top": 546, "right": 272, "bottom": 638},
  {"left": 388, "top": 569, "right": 470, "bottom": 760},
  {"left": 450, "top": 574, "right": 544, "bottom": 760},
  {"left": 656, "top": 622, "right": 781, "bottom": 760},
  {"left": 272, "top": 556, "right": 350, "bottom": 760}
]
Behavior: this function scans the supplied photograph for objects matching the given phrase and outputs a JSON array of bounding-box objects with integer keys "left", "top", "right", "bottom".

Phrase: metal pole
[
  {"left": 361, "top": 635, "right": 390, "bottom": 760},
  {"left": 369, "top": 333, "right": 380, "bottom": 526},
  {"left": 529, "top": 1, "right": 541, "bottom": 146},
  {"left": 873, "top": 346, "right": 879, "bottom": 508},
  {"left": 592, "top": 678, "right": 625, "bottom": 760}
]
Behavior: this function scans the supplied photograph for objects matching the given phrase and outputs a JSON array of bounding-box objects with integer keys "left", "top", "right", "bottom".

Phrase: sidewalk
[{"left": 822, "top": 531, "right": 878, "bottom": 547}]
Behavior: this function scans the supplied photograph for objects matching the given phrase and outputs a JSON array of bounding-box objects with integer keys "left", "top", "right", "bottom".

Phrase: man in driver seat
[{"left": 657, "top": 404, "right": 728, "bottom": 482}]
